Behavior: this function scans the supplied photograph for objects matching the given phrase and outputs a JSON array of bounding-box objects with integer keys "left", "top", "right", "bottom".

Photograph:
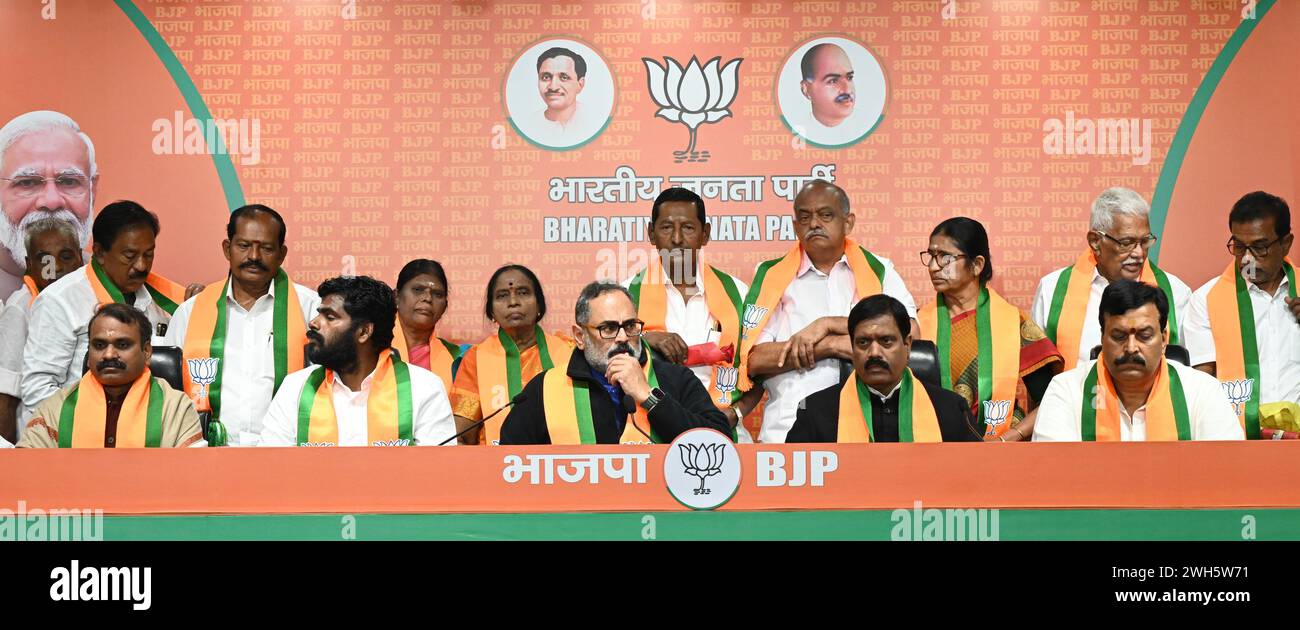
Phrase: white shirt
[
  {"left": 4, "top": 286, "right": 32, "bottom": 313},
  {"left": 0, "top": 302, "right": 25, "bottom": 398},
  {"left": 20, "top": 269, "right": 171, "bottom": 422},
  {"left": 258, "top": 361, "right": 456, "bottom": 447},
  {"left": 1182, "top": 273, "right": 1300, "bottom": 405},
  {"left": 518, "top": 102, "right": 601, "bottom": 147},
  {"left": 754, "top": 251, "right": 917, "bottom": 443},
  {"left": 162, "top": 279, "right": 320, "bottom": 446},
  {"left": 1033, "top": 359, "right": 1244, "bottom": 441},
  {"left": 1030, "top": 266, "right": 1193, "bottom": 369},
  {"left": 622, "top": 265, "right": 752, "bottom": 443}
]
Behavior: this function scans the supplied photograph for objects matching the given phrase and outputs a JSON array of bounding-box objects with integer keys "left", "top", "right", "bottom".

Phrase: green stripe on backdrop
[
  {"left": 1147, "top": 0, "right": 1275, "bottom": 262},
  {"left": 95, "top": 509, "right": 1300, "bottom": 541},
  {"left": 115, "top": 0, "right": 246, "bottom": 210}
]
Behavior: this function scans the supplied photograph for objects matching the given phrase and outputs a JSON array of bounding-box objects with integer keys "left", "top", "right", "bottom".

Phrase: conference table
[{"left": 4, "top": 440, "right": 1298, "bottom": 541}]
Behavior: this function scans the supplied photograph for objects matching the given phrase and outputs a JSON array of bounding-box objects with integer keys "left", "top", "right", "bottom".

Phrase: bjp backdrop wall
[{"left": 2, "top": 0, "right": 1296, "bottom": 343}]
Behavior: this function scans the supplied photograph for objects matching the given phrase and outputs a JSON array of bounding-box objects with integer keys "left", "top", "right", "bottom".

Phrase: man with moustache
[
  {"left": 799, "top": 43, "right": 856, "bottom": 129},
  {"left": 1034, "top": 280, "right": 1242, "bottom": 442},
  {"left": 20, "top": 200, "right": 197, "bottom": 425},
  {"left": 18, "top": 303, "right": 204, "bottom": 448},
  {"left": 519, "top": 47, "right": 601, "bottom": 145},
  {"left": 164, "top": 204, "right": 319, "bottom": 446},
  {"left": 499, "top": 281, "right": 729, "bottom": 445},
  {"left": 1031, "top": 187, "right": 1193, "bottom": 369},
  {"left": 787, "top": 295, "right": 978, "bottom": 443},
  {"left": 737, "top": 179, "right": 918, "bottom": 443},
  {"left": 1184, "top": 191, "right": 1300, "bottom": 438},
  {"left": 622, "top": 187, "right": 759, "bottom": 440},
  {"left": 0, "top": 218, "right": 84, "bottom": 442},
  {"left": 0, "top": 111, "right": 98, "bottom": 298},
  {"left": 258, "top": 275, "right": 456, "bottom": 447}
]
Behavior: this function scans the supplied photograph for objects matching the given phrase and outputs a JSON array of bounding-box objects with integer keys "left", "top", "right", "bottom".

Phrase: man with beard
[
  {"left": 20, "top": 200, "right": 196, "bottom": 427},
  {"left": 799, "top": 43, "right": 856, "bottom": 129},
  {"left": 17, "top": 303, "right": 203, "bottom": 448},
  {"left": 1033, "top": 280, "right": 1242, "bottom": 441},
  {"left": 1031, "top": 187, "right": 1193, "bottom": 369},
  {"left": 786, "top": 295, "right": 979, "bottom": 443},
  {"left": 622, "top": 187, "right": 759, "bottom": 441},
  {"left": 257, "top": 275, "right": 455, "bottom": 447},
  {"left": 0, "top": 111, "right": 97, "bottom": 298},
  {"left": 499, "top": 281, "right": 729, "bottom": 444},
  {"left": 0, "top": 218, "right": 84, "bottom": 442},
  {"left": 164, "top": 205, "right": 319, "bottom": 446}
]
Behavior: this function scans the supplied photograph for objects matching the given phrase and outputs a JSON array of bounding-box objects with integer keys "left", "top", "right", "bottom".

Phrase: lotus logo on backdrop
[
  {"left": 186, "top": 357, "right": 220, "bottom": 403},
  {"left": 664, "top": 428, "right": 741, "bottom": 510},
  {"left": 643, "top": 56, "right": 743, "bottom": 163}
]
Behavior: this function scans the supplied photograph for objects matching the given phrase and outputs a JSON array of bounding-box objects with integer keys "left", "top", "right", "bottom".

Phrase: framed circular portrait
[
  {"left": 777, "top": 35, "right": 889, "bottom": 149},
  {"left": 504, "top": 38, "right": 616, "bottom": 151}
]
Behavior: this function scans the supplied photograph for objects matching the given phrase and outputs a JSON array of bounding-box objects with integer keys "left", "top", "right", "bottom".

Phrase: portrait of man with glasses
[
  {"left": 0, "top": 110, "right": 97, "bottom": 298},
  {"left": 499, "top": 281, "right": 729, "bottom": 445}
]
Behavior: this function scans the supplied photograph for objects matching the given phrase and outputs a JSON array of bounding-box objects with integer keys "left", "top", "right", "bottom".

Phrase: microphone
[
  {"left": 623, "top": 393, "right": 653, "bottom": 442},
  {"left": 438, "top": 391, "right": 527, "bottom": 446}
]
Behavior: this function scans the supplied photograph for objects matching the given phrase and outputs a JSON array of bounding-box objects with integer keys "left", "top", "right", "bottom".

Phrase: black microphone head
[{"left": 622, "top": 393, "right": 637, "bottom": 415}]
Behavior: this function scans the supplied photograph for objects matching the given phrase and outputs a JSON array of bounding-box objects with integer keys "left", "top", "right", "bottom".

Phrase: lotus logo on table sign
[
  {"left": 642, "top": 55, "right": 743, "bottom": 164},
  {"left": 1221, "top": 378, "right": 1254, "bottom": 416},
  {"left": 186, "top": 357, "right": 220, "bottom": 403},
  {"left": 664, "top": 428, "right": 741, "bottom": 510}
]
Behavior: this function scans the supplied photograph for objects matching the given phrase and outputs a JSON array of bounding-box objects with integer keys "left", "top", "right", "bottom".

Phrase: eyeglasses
[
  {"left": 2, "top": 174, "right": 91, "bottom": 198},
  {"left": 1225, "top": 235, "right": 1287, "bottom": 258},
  {"left": 1094, "top": 231, "right": 1157, "bottom": 253},
  {"left": 585, "top": 319, "right": 645, "bottom": 339},
  {"left": 918, "top": 251, "right": 966, "bottom": 269}
]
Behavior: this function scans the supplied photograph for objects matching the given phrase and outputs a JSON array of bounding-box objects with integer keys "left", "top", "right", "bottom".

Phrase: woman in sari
[
  {"left": 393, "top": 259, "right": 462, "bottom": 394},
  {"left": 449, "top": 264, "right": 570, "bottom": 445},
  {"left": 918, "top": 218, "right": 1063, "bottom": 441}
]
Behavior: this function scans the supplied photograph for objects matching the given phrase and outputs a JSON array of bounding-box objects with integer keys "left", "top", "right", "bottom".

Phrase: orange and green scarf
[
  {"left": 836, "top": 368, "right": 941, "bottom": 443},
  {"left": 919, "top": 285, "right": 1020, "bottom": 438},
  {"left": 474, "top": 325, "right": 570, "bottom": 445},
  {"left": 627, "top": 256, "right": 743, "bottom": 409},
  {"left": 58, "top": 369, "right": 165, "bottom": 448},
  {"left": 181, "top": 269, "right": 307, "bottom": 417},
  {"left": 1044, "top": 250, "right": 1179, "bottom": 367},
  {"left": 1080, "top": 358, "right": 1190, "bottom": 441},
  {"left": 737, "top": 238, "right": 887, "bottom": 392},
  {"left": 295, "top": 349, "right": 414, "bottom": 446},
  {"left": 391, "top": 321, "right": 460, "bottom": 393},
  {"left": 1205, "top": 258, "right": 1296, "bottom": 438},
  {"left": 21, "top": 275, "right": 38, "bottom": 305},
  {"left": 541, "top": 345, "right": 661, "bottom": 445},
  {"left": 86, "top": 259, "right": 187, "bottom": 315}
]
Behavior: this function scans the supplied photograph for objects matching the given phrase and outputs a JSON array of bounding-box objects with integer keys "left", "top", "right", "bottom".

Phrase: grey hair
[
  {"left": 0, "top": 111, "right": 98, "bottom": 178},
  {"left": 23, "top": 217, "right": 80, "bottom": 253},
  {"left": 1089, "top": 187, "right": 1150, "bottom": 232},
  {"left": 795, "top": 178, "right": 851, "bottom": 215},
  {"left": 574, "top": 281, "right": 633, "bottom": 325}
]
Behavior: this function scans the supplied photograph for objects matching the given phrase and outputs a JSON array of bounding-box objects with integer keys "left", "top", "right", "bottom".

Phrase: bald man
[{"left": 800, "top": 43, "right": 856, "bottom": 128}]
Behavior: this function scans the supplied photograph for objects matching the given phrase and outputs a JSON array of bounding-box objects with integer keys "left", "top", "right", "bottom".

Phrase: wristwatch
[{"left": 640, "top": 387, "right": 667, "bottom": 412}]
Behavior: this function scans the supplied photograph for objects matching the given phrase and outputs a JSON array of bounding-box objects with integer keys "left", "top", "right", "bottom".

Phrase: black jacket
[
  {"left": 786, "top": 376, "right": 982, "bottom": 443},
  {"left": 499, "top": 348, "right": 731, "bottom": 445}
]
